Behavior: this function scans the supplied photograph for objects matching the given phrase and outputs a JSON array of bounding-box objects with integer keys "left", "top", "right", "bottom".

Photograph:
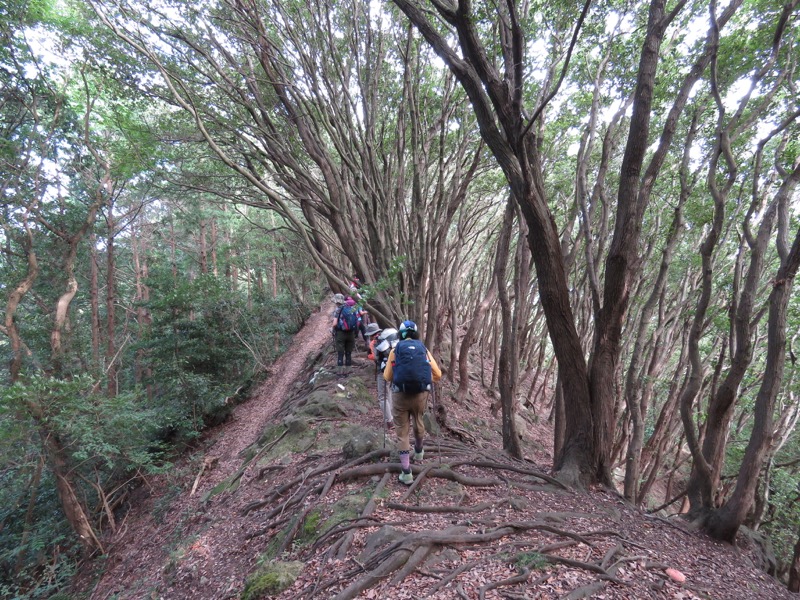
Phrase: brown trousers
[{"left": 393, "top": 391, "right": 427, "bottom": 452}]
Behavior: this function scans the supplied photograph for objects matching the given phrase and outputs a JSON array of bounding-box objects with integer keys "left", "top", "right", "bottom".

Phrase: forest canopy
[{"left": 1, "top": 0, "right": 799, "bottom": 596}]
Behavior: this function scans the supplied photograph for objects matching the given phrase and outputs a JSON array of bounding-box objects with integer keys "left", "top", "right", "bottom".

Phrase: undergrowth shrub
[
  {"left": 0, "top": 376, "right": 165, "bottom": 599},
  {"left": 0, "top": 268, "right": 321, "bottom": 598}
]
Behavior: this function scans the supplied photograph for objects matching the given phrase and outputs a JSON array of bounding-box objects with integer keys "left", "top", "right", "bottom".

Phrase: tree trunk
[
  {"left": 706, "top": 167, "right": 800, "bottom": 541},
  {"left": 5, "top": 225, "right": 38, "bottom": 383},
  {"left": 25, "top": 398, "right": 103, "bottom": 553},
  {"left": 199, "top": 219, "right": 208, "bottom": 274},
  {"left": 132, "top": 226, "right": 152, "bottom": 393},
  {"left": 495, "top": 200, "right": 521, "bottom": 458},
  {"left": 681, "top": 0, "right": 792, "bottom": 518},
  {"left": 49, "top": 178, "right": 106, "bottom": 376},
  {"left": 454, "top": 279, "right": 497, "bottom": 403},
  {"left": 106, "top": 207, "right": 118, "bottom": 397},
  {"left": 391, "top": 0, "right": 679, "bottom": 486},
  {"left": 789, "top": 530, "right": 800, "bottom": 593},
  {"left": 553, "top": 373, "right": 566, "bottom": 463},
  {"left": 90, "top": 232, "right": 101, "bottom": 371},
  {"left": 211, "top": 217, "right": 219, "bottom": 277},
  {"left": 622, "top": 108, "right": 697, "bottom": 502}
]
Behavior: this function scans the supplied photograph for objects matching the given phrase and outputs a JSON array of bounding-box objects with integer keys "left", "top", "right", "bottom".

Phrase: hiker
[
  {"left": 368, "top": 325, "right": 398, "bottom": 431},
  {"left": 331, "top": 296, "right": 360, "bottom": 369},
  {"left": 365, "top": 322, "right": 381, "bottom": 358},
  {"left": 347, "top": 279, "right": 370, "bottom": 344},
  {"left": 383, "top": 320, "right": 441, "bottom": 485},
  {"left": 348, "top": 275, "right": 362, "bottom": 300},
  {"left": 355, "top": 301, "right": 370, "bottom": 345},
  {"left": 330, "top": 293, "right": 345, "bottom": 342}
]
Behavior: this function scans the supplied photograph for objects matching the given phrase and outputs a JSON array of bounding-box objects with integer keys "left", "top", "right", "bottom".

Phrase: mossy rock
[
  {"left": 418, "top": 479, "right": 466, "bottom": 505},
  {"left": 251, "top": 424, "right": 289, "bottom": 455},
  {"left": 283, "top": 416, "right": 309, "bottom": 434},
  {"left": 422, "top": 410, "right": 440, "bottom": 435},
  {"left": 296, "top": 509, "right": 323, "bottom": 546},
  {"left": 241, "top": 560, "right": 304, "bottom": 599},
  {"left": 312, "top": 421, "right": 383, "bottom": 454},
  {"left": 357, "top": 525, "right": 406, "bottom": 562},
  {"left": 296, "top": 390, "right": 349, "bottom": 418},
  {"left": 341, "top": 426, "right": 382, "bottom": 459},
  {"left": 319, "top": 490, "right": 369, "bottom": 533}
]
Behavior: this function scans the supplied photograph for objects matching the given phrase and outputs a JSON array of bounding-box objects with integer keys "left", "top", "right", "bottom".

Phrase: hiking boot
[
  {"left": 398, "top": 471, "right": 413, "bottom": 485},
  {"left": 412, "top": 449, "right": 424, "bottom": 462}
]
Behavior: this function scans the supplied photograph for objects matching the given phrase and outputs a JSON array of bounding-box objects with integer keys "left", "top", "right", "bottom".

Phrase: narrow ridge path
[
  {"left": 84, "top": 301, "right": 336, "bottom": 600},
  {"left": 199, "top": 303, "right": 333, "bottom": 492}
]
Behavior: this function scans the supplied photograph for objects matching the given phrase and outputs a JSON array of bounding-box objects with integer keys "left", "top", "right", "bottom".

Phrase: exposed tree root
[
  {"left": 479, "top": 567, "right": 531, "bottom": 599},
  {"left": 239, "top": 439, "right": 668, "bottom": 599},
  {"left": 335, "top": 463, "right": 502, "bottom": 486},
  {"left": 385, "top": 498, "right": 509, "bottom": 514},
  {"left": 332, "top": 472, "right": 391, "bottom": 559},
  {"left": 448, "top": 459, "right": 567, "bottom": 489},
  {"left": 425, "top": 558, "right": 484, "bottom": 596}
]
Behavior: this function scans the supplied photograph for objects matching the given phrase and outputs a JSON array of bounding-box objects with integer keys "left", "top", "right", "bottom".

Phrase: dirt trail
[
  {"left": 81, "top": 302, "right": 795, "bottom": 600},
  {"left": 85, "top": 302, "right": 335, "bottom": 600},
  {"left": 199, "top": 304, "right": 334, "bottom": 491}
]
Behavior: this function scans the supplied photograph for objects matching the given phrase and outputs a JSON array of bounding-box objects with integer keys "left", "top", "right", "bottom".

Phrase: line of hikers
[{"left": 330, "top": 292, "right": 442, "bottom": 485}]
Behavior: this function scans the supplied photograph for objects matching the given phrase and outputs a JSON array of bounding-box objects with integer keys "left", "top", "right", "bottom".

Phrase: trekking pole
[
  {"left": 382, "top": 398, "right": 387, "bottom": 450},
  {"left": 432, "top": 383, "right": 440, "bottom": 464}
]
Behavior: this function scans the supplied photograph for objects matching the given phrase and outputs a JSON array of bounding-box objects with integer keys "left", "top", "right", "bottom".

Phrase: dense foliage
[{"left": 1, "top": 0, "right": 799, "bottom": 596}]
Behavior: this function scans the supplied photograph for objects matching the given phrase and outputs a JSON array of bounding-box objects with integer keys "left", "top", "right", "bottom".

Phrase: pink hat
[{"left": 345, "top": 297, "right": 356, "bottom": 306}]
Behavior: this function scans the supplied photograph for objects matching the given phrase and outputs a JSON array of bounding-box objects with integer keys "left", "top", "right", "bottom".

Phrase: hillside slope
[{"left": 77, "top": 303, "right": 792, "bottom": 600}]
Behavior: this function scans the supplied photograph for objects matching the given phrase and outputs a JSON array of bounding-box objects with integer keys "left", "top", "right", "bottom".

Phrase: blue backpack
[
  {"left": 391, "top": 339, "right": 432, "bottom": 393},
  {"left": 337, "top": 305, "right": 359, "bottom": 331}
]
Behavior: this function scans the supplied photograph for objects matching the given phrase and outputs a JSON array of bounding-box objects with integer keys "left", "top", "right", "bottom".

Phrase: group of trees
[
  {"left": 2, "top": 0, "right": 800, "bottom": 595},
  {"left": 1, "top": 1, "right": 325, "bottom": 594}
]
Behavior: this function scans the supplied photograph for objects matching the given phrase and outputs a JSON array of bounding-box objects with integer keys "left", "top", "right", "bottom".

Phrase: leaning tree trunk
[
  {"left": 392, "top": 0, "right": 682, "bottom": 486},
  {"left": 705, "top": 164, "right": 800, "bottom": 542},
  {"left": 44, "top": 428, "right": 103, "bottom": 553},
  {"left": 24, "top": 398, "right": 103, "bottom": 554},
  {"left": 682, "top": 0, "right": 793, "bottom": 518},
  {"left": 49, "top": 178, "right": 106, "bottom": 376}
]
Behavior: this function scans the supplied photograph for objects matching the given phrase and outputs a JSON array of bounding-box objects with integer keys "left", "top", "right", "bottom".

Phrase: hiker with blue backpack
[
  {"left": 383, "top": 320, "right": 442, "bottom": 485},
  {"left": 331, "top": 296, "right": 360, "bottom": 369}
]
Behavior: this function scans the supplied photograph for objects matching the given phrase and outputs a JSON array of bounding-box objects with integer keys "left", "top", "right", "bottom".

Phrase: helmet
[
  {"left": 399, "top": 320, "right": 417, "bottom": 332},
  {"left": 333, "top": 293, "right": 345, "bottom": 304},
  {"left": 398, "top": 320, "right": 417, "bottom": 339},
  {"left": 364, "top": 323, "right": 381, "bottom": 336}
]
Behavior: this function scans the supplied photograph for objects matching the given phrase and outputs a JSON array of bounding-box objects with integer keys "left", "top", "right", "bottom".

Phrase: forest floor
[{"left": 75, "top": 302, "right": 794, "bottom": 600}]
